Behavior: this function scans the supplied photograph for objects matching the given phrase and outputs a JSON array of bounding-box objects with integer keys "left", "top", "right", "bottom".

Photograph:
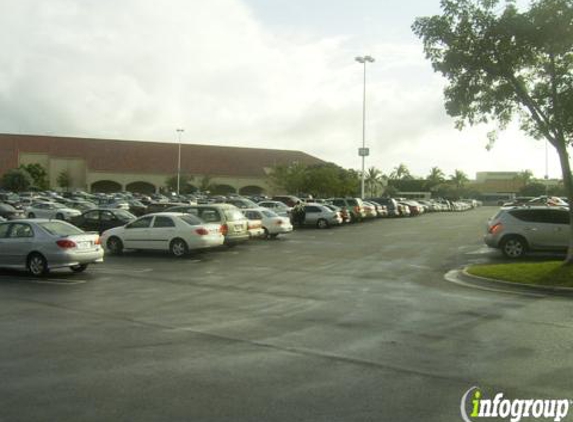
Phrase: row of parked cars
[{"left": 0, "top": 190, "right": 480, "bottom": 276}]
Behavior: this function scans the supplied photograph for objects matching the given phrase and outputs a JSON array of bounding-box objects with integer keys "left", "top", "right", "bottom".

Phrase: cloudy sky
[{"left": 0, "top": 0, "right": 564, "bottom": 179}]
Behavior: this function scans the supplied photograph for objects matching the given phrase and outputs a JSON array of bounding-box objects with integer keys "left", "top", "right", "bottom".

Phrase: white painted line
[{"left": 26, "top": 279, "right": 87, "bottom": 285}]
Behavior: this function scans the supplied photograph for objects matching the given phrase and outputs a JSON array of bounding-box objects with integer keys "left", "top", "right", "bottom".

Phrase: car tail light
[
  {"left": 56, "top": 239, "right": 77, "bottom": 249},
  {"left": 195, "top": 228, "right": 209, "bottom": 236},
  {"left": 276, "top": 219, "right": 283, "bottom": 225},
  {"left": 94, "top": 236, "right": 101, "bottom": 245},
  {"left": 488, "top": 223, "right": 503, "bottom": 234},
  {"left": 220, "top": 224, "right": 228, "bottom": 235},
  {"left": 354, "top": 206, "right": 361, "bottom": 214}
]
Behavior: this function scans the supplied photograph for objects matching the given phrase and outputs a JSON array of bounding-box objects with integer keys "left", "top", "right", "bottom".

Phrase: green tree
[
  {"left": 450, "top": 169, "right": 469, "bottom": 189},
  {"left": 57, "top": 170, "right": 72, "bottom": 192},
  {"left": 389, "top": 163, "right": 413, "bottom": 180},
  {"left": 19, "top": 163, "right": 49, "bottom": 190},
  {"left": 0, "top": 168, "right": 34, "bottom": 192},
  {"left": 165, "top": 174, "right": 196, "bottom": 194},
  {"left": 519, "top": 181, "right": 547, "bottom": 196},
  {"left": 365, "top": 167, "right": 384, "bottom": 197},
  {"left": 514, "top": 170, "right": 534, "bottom": 187},
  {"left": 413, "top": 0, "right": 573, "bottom": 263},
  {"left": 426, "top": 166, "right": 446, "bottom": 192}
]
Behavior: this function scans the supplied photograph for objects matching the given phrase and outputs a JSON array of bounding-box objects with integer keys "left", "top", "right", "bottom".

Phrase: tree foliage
[
  {"left": 165, "top": 174, "right": 196, "bottom": 194},
  {"left": 19, "top": 163, "right": 49, "bottom": 190},
  {"left": 0, "top": 168, "right": 34, "bottom": 192},
  {"left": 57, "top": 170, "right": 72, "bottom": 192},
  {"left": 269, "top": 162, "right": 360, "bottom": 198},
  {"left": 413, "top": 0, "right": 573, "bottom": 263}
]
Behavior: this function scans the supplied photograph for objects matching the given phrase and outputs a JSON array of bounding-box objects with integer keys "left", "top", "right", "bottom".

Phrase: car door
[
  {"left": 547, "top": 209, "right": 570, "bottom": 249},
  {"left": 519, "top": 209, "right": 561, "bottom": 249},
  {"left": 149, "top": 215, "right": 177, "bottom": 250},
  {"left": 81, "top": 210, "right": 101, "bottom": 232},
  {"left": 122, "top": 216, "right": 153, "bottom": 249},
  {"left": 0, "top": 223, "right": 12, "bottom": 267},
  {"left": 303, "top": 206, "right": 321, "bottom": 225},
  {"left": 3, "top": 222, "right": 35, "bottom": 267},
  {"left": 100, "top": 210, "right": 119, "bottom": 233}
]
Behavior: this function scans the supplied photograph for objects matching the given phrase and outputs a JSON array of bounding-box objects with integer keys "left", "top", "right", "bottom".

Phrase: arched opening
[
  {"left": 126, "top": 181, "right": 156, "bottom": 194},
  {"left": 91, "top": 180, "right": 122, "bottom": 193},
  {"left": 211, "top": 184, "right": 236, "bottom": 195},
  {"left": 239, "top": 185, "right": 265, "bottom": 196}
]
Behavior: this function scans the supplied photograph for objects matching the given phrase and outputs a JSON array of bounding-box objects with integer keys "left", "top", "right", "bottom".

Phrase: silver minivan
[
  {"left": 484, "top": 206, "right": 570, "bottom": 258},
  {"left": 166, "top": 203, "right": 249, "bottom": 246}
]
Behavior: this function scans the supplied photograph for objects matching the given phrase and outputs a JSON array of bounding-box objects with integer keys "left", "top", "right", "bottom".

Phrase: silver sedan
[{"left": 0, "top": 219, "right": 104, "bottom": 276}]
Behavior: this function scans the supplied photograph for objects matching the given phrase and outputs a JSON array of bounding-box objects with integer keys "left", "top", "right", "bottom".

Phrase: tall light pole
[
  {"left": 176, "top": 128, "right": 184, "bottom": 195},
  {"left": 355, "top": 55, "right": 375, "bottom": 199}
]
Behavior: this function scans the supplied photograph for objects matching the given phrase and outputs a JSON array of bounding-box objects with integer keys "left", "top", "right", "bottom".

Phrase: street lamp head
[
  {"left": 355, "top": 56, "right": 365, "bottom": 63},
  {"left": 365, "top": 55, "right": 375, "bottom": 63}
]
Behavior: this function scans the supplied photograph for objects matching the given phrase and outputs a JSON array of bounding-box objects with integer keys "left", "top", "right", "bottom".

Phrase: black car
[
  {"left": 71, "top": 209, "right": 136, "bottom": 234},
  {"left": 0, "top": 202, "right": 26, "bottom": 220}
]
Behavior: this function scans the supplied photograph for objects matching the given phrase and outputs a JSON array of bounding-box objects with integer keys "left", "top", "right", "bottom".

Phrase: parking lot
[{"left": 1, "top": 206, "right": 572, "bottom": 422}]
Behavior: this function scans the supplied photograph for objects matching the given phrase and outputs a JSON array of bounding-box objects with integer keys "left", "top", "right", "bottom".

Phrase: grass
[{"left": 466, "top": 261, "right": 573, "bottom": 288}]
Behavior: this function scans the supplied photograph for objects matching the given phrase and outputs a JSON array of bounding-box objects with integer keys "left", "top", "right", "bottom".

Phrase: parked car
[
  {"left": 239, "top": 209, "right": 266, "bottom": 238},
  {"left": 370, "top": 197, "right": 400, "bottom": 217},
  {"left": 526, "top": 196, "right": 569, "bottom": 207},
  {"left": 257, "top": 200, "right": 292, "bottom": 217},
  {"left": 242, "top": 208, "right": 293, "bottom": 238},
  {"left": 301, "top": 203, "right": 343, "bottom": 228},
  {"left": 71, "top": 209, "right": 137, "bottom": 234},
  {"left": 361, "top": 201, "right": 378, "bottom": 219},
  {"left": 0, "top": 219, "right": 104, "bottom": 276},
  {"left": 327, "top": 198, "right": 366, "bottom": 222},
  {"left": 165, "top": 204, "right": 249, "bottom": 246},
  {"left": 272, "top": 195, "right": 303, "bottom": 208},
  {"left": 484, "top": 206, "right": 570, "bottom": 258},
  {"left": 25, "top": 202, "right": 82, "bottom": 221},
  {"left": 0, "top": 202, "right": 26, "bottom": 220},
  {"left": 323, "top": 204, "right": 351, "bottom": 223},
  {"left": 101, "top": 212, "right": 224, "bottom": 257},
  {"left": 145, "top": 202, "right": 187, "bottom": 214},
  {"left": 225, "top": 197, "right": 259, "bottom": 209}
]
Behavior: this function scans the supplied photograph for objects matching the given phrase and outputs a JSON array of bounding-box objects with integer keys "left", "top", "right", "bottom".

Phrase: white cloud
[{"left": 0, "top": 0, "right": 566, "bottom": 180}]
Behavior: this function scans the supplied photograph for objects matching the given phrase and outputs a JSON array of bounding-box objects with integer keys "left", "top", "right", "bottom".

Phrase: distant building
[
  {"left": 471, "top": 171, "right": 524, "bottom": 194},
  {"left": 0, "top": 133, "right": 326, "bottom": 194}
]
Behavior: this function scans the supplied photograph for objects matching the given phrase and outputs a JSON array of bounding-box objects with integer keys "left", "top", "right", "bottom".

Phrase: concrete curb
[{"left": 445, "top": 267, "right": 573, "bottom": 298}]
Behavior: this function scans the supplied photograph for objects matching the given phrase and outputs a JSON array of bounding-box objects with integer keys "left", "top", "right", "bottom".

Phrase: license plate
[
  {"left": 234, "top": 225, "right": 243, "bottom": 232},
  {"left": 77, "top": 241, "right": 92, "bottom": 249}
]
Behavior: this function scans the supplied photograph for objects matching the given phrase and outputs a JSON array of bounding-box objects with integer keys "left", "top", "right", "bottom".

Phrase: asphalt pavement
[{"left": 1, "top": 206, "right": 571, "bottom": 422}]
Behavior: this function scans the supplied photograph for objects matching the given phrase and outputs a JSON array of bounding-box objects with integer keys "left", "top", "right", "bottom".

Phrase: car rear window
[
  {"left": 261, "top": 210, "right": 277, "bottom": 218},
  {"left": 38, "top": 221, "right": 84, "bottom": 236},
  {"left": 180, "top": 215, "right": 205, "bottom": 226},
  {"left": 224, "top": 210, "right": 246, "bottom": 221}
]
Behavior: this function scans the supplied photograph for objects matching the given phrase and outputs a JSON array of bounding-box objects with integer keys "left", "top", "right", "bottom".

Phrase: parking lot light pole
[
  {"left": 355, "top": 55, "right": 374, "bottom": 199},
  {"left": 176, "top": 128, "right": 184, "bottom": 195}
]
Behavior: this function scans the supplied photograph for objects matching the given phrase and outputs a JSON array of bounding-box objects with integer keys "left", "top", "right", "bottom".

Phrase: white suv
[{"left": 484, "top": 206, "right": 570, "bottom": 258}]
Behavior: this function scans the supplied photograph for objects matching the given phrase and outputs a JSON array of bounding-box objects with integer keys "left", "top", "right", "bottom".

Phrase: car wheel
[
  {"left": 317, "top": 219, "right": 329, "bottom": 229},
  {"left": 270, "top": 233, "right": 279, "bottom": 239},
  {"left": 263, "top": 228, "right": 270, "bottom": 239},
  {"left": 71, "top": 264, "right": 88, "bottom": 273},
  {"left": 107, "top": 236, "right": 124, "bottom": 255},
  {"left": 27, "top": 253, "right": 49, "bottom": 277},
  {"left": 28, "top": 212, "right": 36, "bottom": 218},
  {"left": 501, "top": 236, "right": 527, "bottom": 259},
  {"left": 170, "top": 238, "right": 188, "bottom": 257},
  {"left": 55, "top": 213, "right": 64, "bottom": 220}
]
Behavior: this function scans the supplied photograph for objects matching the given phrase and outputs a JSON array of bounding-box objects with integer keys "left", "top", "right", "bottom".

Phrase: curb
[{"left": 445, "top": 268, "right": 573, "bottom": 298}]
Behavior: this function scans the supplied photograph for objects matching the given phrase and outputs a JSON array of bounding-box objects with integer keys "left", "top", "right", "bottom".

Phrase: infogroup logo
[{"left": 460, "top": 386, "right": 571, "bottom": 422}]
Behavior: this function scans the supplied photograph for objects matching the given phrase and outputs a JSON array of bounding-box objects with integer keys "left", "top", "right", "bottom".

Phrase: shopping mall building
[{"left": 0, "top": 133, "right": 326, "bottom": 195}]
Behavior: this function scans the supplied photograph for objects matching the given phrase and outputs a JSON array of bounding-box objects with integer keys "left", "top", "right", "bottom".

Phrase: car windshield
[
  {"left": 0, "top": 203, "right": 16, "bottom": 212},
  {"left": 38, "top": 221, "right": 84, "bottom": 236},
  {"left": 180, "top": 214, "right": 205, "bottom": 226}
]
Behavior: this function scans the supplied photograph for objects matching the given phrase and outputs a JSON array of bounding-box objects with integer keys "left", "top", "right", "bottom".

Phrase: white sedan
[
  {"left": 26, "top": 202, "right": 82, "bottom": 221},
  {"left": 100, "top": 212, "right": 224, "bottom": 257},
  {"left": 243, "top": 208, "right": 293, "bottom": 238}
]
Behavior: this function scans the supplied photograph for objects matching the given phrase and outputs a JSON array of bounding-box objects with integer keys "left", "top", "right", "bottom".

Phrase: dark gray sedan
[{"left": 0, "top": 219, "right": 104, "bottom": 276}]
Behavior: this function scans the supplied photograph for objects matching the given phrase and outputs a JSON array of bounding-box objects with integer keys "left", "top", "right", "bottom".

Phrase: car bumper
[
  {"left": 45, "top": 248, "right": 105, "bottom": 269},
  {"left": 267, "top": 224, "right": 294, "bottom": 234}
]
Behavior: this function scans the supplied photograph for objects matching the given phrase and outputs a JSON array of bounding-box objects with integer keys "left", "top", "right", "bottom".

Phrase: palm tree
[
  {"left": 365, "top": 167, "right": 384, "bottom": 197},
  {"left": 426, "top": 167, "right": 445, "bottom": 191},
  {"left": 389, "top": 163, "right": 412, "bottom": 180},
  {"left": 450, "top": 169, "right": 469, "bottom": 188}
]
